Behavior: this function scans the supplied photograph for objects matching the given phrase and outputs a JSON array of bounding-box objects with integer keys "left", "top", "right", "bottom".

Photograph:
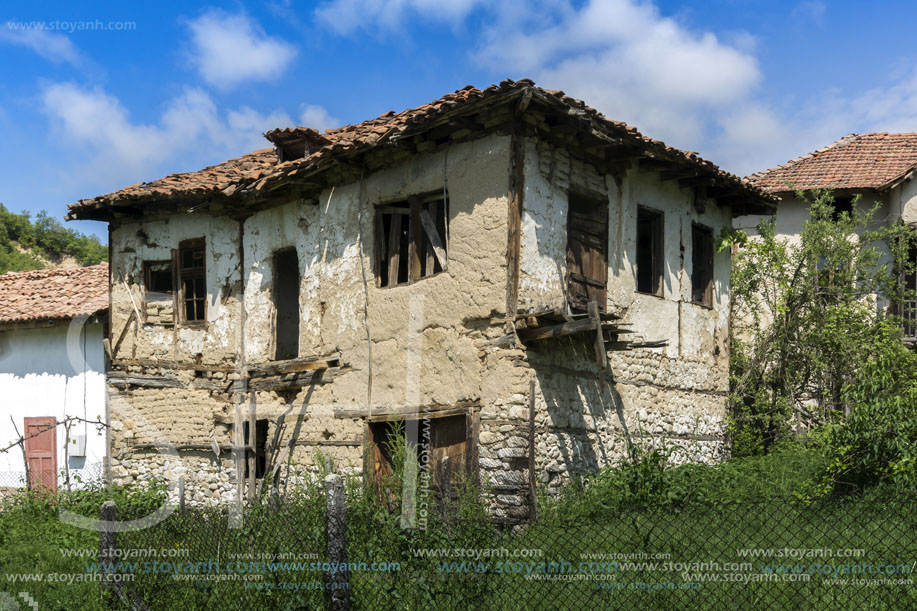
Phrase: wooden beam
[
  {"left": 419, "top": 209, "right": 448, "bottom": 270},
  {"left": 679, "top": 176, "right": 716, "bottom": 189},
  {"left": 588, "top": 300, "right": 608, "bottom": 390},
  {"left": 334, "top": 401, "right": 479, "bottom": 420},
  {"left": 516, "top": 316, "right": 597, "bottom": 343},
  {"left": 109, "top": 372, "right": 183, "bottom": 389},
  {"left": 505, "top": 131, "right": 525, "bottom": 330},
  {"left": 247, "top": 355, "right": 340, "bottom": 378}
]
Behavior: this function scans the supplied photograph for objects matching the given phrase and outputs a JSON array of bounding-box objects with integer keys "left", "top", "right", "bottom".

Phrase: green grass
[{"left": 2, "top": 446, "right": 914, "bottom": 610}]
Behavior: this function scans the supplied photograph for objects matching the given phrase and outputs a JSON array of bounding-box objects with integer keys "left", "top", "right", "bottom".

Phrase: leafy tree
[
  {"left": 0, "top": 203, "right": 106, "bottom": 273},
  {"left": 728, "top": 190, "right": 917, "bottom": 457}
]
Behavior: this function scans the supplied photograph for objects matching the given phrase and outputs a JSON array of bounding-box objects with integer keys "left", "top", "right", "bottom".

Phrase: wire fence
[{"left": 105, "top": 491, "right": 917, "bottom": 610}]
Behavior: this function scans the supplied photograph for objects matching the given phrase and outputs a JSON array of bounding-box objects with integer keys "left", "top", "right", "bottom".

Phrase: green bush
[{"left": 0, "top": 203, "right": 107, "bottom": 273}]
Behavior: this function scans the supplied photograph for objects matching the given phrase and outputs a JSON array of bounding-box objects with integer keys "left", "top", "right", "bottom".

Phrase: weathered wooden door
[
  {"left": 566, "top": 193, "right": 609, "bottom": 312},
  {"left": 429, "top": 415, "right": 467, "bottom": 495},
  {"left": 24, "top": 417, "right": 57, "bottom": 492}
]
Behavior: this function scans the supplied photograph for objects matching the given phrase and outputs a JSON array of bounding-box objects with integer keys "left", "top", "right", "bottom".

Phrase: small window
[
  {"left": 375, "top": 195, "right": 448, "bottom": 288},
  {"left": 691, "top": 224, "right": 714, "bottom": 307},
  {"left": 636, "top": 207, "right": 663, "bottom": 296},
  {"left": 273, "top": 248, "right": 300, "bottom": 360},
  {"left": 142, "top": 260, "right": 174, "bottom": 324},
  {"left": 243, "top": 419, "right": 268, "bottom": 480},
  {"left": 178, "top": 238, "right": 206, "bottom": 323},
  {"left": 833, "top": 197, "right": 854, "bottom": 221}
]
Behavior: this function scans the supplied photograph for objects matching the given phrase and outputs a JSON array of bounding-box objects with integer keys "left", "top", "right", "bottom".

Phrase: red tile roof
[
  {"left": 748, "top": 133, "right": 917, "bottom": 193},
  {"left": 0, "top": 264, "right": 108, "bottom": 326},
  {"left": 69, "top": 79, "right": 774, "bottom": 219}
]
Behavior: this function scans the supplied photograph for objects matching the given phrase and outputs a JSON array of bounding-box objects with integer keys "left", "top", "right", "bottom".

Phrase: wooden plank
[
  {"left": 247, "top": 397, "right": 256, "bottom": 500},
  {"left": 111, "top": 357, "right": 236, "bottom": 372},
  {"left": 387, "top": 212, "right": 402, "bottom": 285},
  {"left": 516, "top": 316, "right": 597, "bottom": 343},
  {"left": 108, "top": 372, "right": 183, "bottom": 389},
  {"left": 374, "top": 210, "right": 385, "bottom": 287},
  {"left": 588, "top": 300, "right": 607, "bottom": 389},
  {"left": 248, "top": 354, "right": 340, "bottom": 377},
  {"left": 425, "top": 201, "right": 437, "bottom": 275},
  {"left": 247, "top": 367, "right": 343, "bottom": 392},
  {"left": 335, "top": 401, "right": 478, "bottom": 420},
  {"left": 419, "top": 209, "right": 448, "bottom": 271},
  {"left": 408, "top": 195, "right": 423, "bottom": 282},
  {"left": 111, "top": 309, "right": 136, "bottom": 361}
]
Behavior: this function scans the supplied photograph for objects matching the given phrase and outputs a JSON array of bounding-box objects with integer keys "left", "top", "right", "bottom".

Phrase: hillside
[{"left": 0, "top": 203, "right": 107, "bottom": 274}]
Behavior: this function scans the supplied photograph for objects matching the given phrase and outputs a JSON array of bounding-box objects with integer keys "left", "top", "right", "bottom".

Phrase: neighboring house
[
  {"left": 67, "top": 79, "right": 773, "bottom": 518},
  {"left": 742, "top": 132, "right": 917, "bottom": 335},
  {"left": 0, "top": 264, "right": 109, "bottom": 492}
]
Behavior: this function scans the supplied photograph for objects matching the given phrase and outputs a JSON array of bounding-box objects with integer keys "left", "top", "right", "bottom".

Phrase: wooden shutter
[
  {"left": 429, "top": 415, "right": 467, "bottom": 498},
  {"left": 566, "top": 193, "right": 609, "bottom": 312}
]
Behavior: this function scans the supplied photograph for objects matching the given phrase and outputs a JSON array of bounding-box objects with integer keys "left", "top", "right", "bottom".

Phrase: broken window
[
  {"left": 142, "top": 260, "right": 174, "bottom": 324},
  {"left": 691, "top": 224, "right": 714, "bottom": 307},
  {"left": 178, "top": 238, "right": 206, "bottom": 323},
  {"left": 566, "top": 191, "right": 608, "bottom": 312},
  {"left": 636, "top": 207, "right": 664, "bottom": 296},
  {"left": 243, "top": 419, "right": 268, "bottom": 480},
  {"left": 375, "top": 194, "right": 448, "bottom": 288},
  {"left": 368, "top": 413, "right": 469, "bottom": 502},
  {"left": 833, "top": 196, "right": 854, "bottom": 221},
  {"left": 272, "top": 248, "right": 300, "bottom": 360}
]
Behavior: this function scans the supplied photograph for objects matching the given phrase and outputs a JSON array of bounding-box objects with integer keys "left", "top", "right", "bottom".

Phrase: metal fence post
[{"left": 324, "top": 473, "right": 350, "bottom": 610}]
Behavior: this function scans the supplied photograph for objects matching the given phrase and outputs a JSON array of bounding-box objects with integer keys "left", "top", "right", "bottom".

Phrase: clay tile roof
[
  {"left": 69, "top": 79, "right": 774, "bottom": 218},
  {"left": 748, "top": 133, "right": 917, "bottom": 193},
  {"left": 0, "top": 263, "right": 108, "bottom": 325}
]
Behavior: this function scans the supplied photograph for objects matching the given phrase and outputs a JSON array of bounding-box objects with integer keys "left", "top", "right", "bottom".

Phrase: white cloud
[
  {"left": 41, "top": 82, "right": 294, "bottom": 187},
  {"left": 299, "top": 104, "right": 339, "bottom": 132},
  {"left": 187, "top": 10, "right": 297, "bottom": 90},
  {"left": 0, "top": 28, "right": 87, "bottom": 67},
  {"left": 476, "top": 0, "right": 760, "bottom": 147},
  {"left": 315, "top": 0, "right": 486, "bottom": 35}
]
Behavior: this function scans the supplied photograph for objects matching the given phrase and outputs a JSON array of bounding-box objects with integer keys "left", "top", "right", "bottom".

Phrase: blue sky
[{"left": 2, "top": 0, "right": 916, "bottom": 240}]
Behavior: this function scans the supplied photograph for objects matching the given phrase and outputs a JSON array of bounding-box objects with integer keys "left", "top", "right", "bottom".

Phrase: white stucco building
[{"left": 0, "top": 264, "right": 108, "bottom": 492}]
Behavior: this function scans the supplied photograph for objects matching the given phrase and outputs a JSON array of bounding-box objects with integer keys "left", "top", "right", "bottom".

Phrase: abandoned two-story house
[
  {"left": 742, "top": 132, "right": 917, "bottom": 338},
  {"left": 67, "top": 79, "right": 774, "bottom": 519}
]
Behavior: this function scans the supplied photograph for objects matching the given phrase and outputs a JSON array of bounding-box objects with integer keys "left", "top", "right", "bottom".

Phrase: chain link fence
[{"left": 104, "top": 489, "right": 917, "bottom": 610}]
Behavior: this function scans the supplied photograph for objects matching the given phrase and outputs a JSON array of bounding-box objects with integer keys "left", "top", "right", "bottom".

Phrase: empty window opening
[
  {"left": 900, "top": 244, "right": 917, "bottom": 339},
  {"left": 375, "top": 195, "right": 448, "bottom": 288},
  {"left": 833, "top": 197, "right": 854, "bottom": 221},
  {"left": 636, "top": 207, "right": 664, "bottom": 296},
  {"left": 273, "top": 248, "right": 300, "bottom": 360},
  {"left": 243, "top": 419, "right": 268, "bottom": 480},
  {"left": 142, "top": 260, "right": 174, "bottom": 323},
  {"left": 691, "top": 224, "right": 714, "bottom": 307},
  {"left": 178, "top": 238, "right": 206, "bottom": 323},
  {"left": 566, "top": 191, "right": 609, "bottom": 312}
]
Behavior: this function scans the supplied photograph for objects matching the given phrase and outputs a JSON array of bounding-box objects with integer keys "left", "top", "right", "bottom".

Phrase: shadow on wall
[{"left": 530, "top": 340, "right": 634, "bottom": 478}]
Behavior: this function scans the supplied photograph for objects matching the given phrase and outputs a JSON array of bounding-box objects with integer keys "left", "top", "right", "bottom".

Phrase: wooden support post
[
  {"left": 100, "top": 501, "right": 117, "bottom": 593},
  {"left": 178, "top": 476, "right": 185, "bottom": 515},
  {"left": 588, "top": 300, "right": 608, "bottom": 389},
  {"left": 528, "top": 378, "right": 538, "bottom": 520},
  {"left": 324, "top": 474, "right": 351, "bottom": 610},
  {"left": 248, "top": 395, "right": 256, "bottom": 501},
  {"left": 505, "top": 131, "right": 525, "bottom": 331}
]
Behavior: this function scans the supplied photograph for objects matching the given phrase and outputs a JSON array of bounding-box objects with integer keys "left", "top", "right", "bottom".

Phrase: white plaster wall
[
  {"left": 520, "top": 138, "right": 733, "bottom": 360},
  {"left": 109, "top": 213, "right": 242, "bottom": 363},
  {"left": 0, "top": 323, "right": 106, "bottom": 488}
]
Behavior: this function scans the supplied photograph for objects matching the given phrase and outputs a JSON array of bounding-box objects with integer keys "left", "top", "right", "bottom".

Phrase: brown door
[
  {"left": 566, "top": 193, "right": 609, "bottom": 312},
  {"left": 429, "top": 415, "right": 467, "bottom": 496},
  {"left": 24, "top": 417, "right": 57, "bottom": 492}
]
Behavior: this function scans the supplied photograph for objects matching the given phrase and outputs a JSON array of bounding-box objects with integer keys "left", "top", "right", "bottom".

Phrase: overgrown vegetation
[
  {"left": 0, "top": 203, "right": 107, "bottom": 273},
  {"left": 728, "top": 191, "right": 917, "bottom": 490}
]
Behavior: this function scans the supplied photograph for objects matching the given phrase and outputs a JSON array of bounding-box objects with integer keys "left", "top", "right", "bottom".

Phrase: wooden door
[
  {"left": 24, "top": 417, "right": 57, "bottom": 493},
  {"left": 566, "top": 193, "right": 609, "bottom": 312},
  {"left": 429, "top": 415, "right": 467, "bottom": 495}
]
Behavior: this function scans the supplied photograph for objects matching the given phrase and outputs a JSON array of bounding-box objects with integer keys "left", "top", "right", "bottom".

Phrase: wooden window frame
[
  {"left": 365, "top": 408, "right": 478, "bottom": 498},
  {"left": 141, "top": 260, "right": 175, "bottom": 325},
  {"left": 565, "top": 189, "right": 609, "bottom": 313},
  {"left": 691, "top": 223, "right": 714, "bottom": 308},
  {"left": 374, "top": 193, "right": 448, "bottom": 288},
  {"left": 177, "top": 237, "right": 207, "bottom": 326},
  {"left": 635, "top": 206, "right": 664, "bottom": 297}
]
